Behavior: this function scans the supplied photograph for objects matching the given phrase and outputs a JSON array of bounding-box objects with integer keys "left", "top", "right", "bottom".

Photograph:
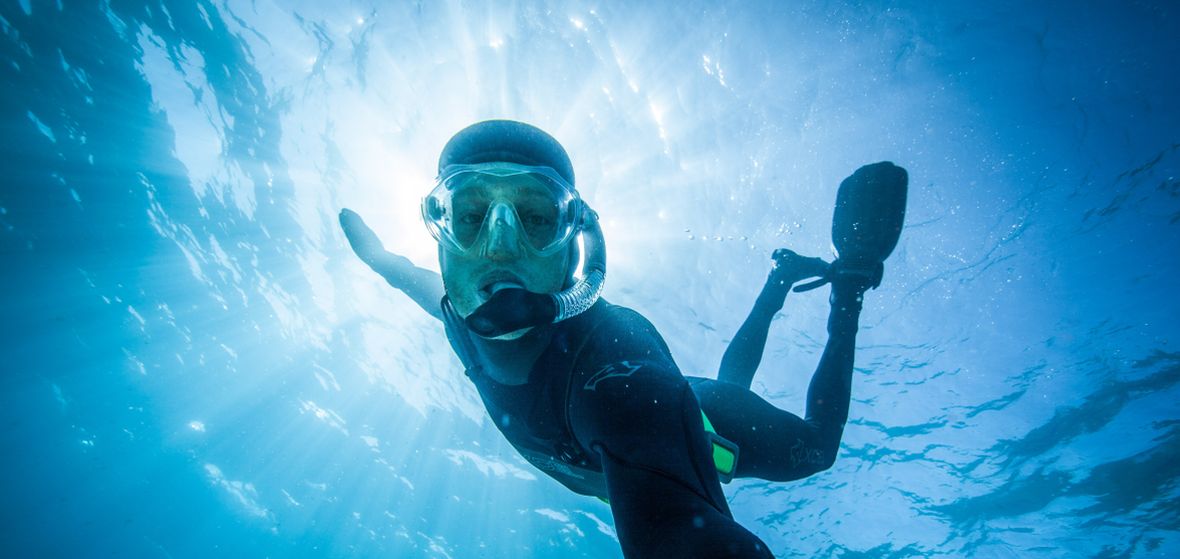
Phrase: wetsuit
[
  {"left": 440, "top": 284, "right": 863, "bottom": 558},
  {"left": 689, "top": 279, "right": 865, "bottom": 482},
  {"left": 443, "top": 298, "right": 772, "bottom": 558}
]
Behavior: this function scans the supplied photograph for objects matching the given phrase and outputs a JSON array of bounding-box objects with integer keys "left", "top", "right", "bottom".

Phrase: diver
[{"left": 339, "top": 120, "right": 907, "bottom": 558}]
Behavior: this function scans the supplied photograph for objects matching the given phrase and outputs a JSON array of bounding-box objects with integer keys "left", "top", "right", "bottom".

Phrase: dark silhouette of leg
[
  {"left": 717, "top": 250, "right": 795, "bottom": 389},
  {"left": 693, "top": 276, "right": 868, "bottom": 481}
]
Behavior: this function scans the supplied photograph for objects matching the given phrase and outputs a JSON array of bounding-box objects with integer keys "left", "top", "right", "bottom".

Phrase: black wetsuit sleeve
[{"left": 566, "top": 307, "right": 772, "bottom": 559}]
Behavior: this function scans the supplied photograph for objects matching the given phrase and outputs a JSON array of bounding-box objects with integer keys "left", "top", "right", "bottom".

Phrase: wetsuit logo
[
  {"left": 788, "top": 438, "right": 827, "bottom": 467},
  {"left": 584, "top": 361, "right": 642, "bottom": 391}
]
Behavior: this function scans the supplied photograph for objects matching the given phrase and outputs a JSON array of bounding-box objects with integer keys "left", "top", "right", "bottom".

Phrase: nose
[{"left": 481, "top": 203, "right": 523, "bottom": 261}]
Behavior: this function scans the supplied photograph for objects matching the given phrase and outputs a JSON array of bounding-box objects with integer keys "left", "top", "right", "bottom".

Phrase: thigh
[{"left": 687, "top": 376, "right": 829, "bottom": 482}]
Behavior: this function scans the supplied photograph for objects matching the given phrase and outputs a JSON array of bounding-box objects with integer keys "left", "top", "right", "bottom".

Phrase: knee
[{"left": 816, "top": 450, "right": 838, "bottom": 472}]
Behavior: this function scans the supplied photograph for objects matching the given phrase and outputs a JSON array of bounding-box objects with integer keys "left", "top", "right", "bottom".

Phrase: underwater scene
[{"left": 2, "top": 1, "right": 1178, "bottom": 557}]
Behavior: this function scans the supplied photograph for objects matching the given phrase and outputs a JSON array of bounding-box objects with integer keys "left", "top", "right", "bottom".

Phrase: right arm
[{"left": 339, "top": 209, "right": 445, "bottom": 321}]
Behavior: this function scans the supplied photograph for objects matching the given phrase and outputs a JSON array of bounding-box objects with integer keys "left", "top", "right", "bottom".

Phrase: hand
[
  {"left": 339, "top": 208, "right": 388, "bottom": 267},
  {"left": 770, "top": 249, "right": 830, "bottom": 287}
]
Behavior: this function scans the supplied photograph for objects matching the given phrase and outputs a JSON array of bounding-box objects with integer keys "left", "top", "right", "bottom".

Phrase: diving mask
[{"left": 422, "top": 163, "right": 586, "bottom": 257}]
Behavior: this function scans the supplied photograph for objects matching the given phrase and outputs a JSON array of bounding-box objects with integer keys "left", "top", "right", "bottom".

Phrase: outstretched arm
[{"left": 339, "top": 209, "right": 445, "bottom": 321}]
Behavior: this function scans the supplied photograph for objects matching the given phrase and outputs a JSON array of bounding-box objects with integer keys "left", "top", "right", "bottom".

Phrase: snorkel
[{"left": 554, "top": 209, "right": 605, "bottom": 321}]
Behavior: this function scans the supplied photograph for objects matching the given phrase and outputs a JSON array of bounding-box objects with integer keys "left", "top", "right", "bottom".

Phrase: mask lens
[
  {"left": 509, "top": 181, "right": 565, "bottom": 251},
  {"left": 428, "top": 164, "right": 579, "bottom": 255},
  {"left": 449, "top": 186, "right": 491, "bottom": 249}
]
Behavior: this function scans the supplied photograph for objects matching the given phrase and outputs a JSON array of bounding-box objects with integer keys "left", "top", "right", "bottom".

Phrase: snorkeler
[{"left": 340, "top": 120, "right": 907, "bottom": 558}]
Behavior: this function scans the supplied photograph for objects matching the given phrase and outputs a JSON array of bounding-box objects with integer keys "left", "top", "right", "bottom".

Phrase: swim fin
[
  {"left": 832, "top": 161, "right": 908, "bottom": 269},
  {"left": 795, "top": 162, "right": 908, "bottom": 292}
]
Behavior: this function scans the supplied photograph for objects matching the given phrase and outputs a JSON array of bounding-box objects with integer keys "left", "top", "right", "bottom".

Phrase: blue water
[{"left": 2, "top": 1, "right": 1178, "bottom": 557}]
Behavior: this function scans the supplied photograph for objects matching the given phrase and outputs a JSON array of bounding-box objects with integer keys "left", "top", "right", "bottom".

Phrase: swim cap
[{"left": 438, "top": 120, "right": 575, "bottom": 187}]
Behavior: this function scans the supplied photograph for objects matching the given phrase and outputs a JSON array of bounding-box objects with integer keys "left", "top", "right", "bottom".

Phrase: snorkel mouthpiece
[{"left": 465, "top": 288, "right": 558, "bottom": 338}]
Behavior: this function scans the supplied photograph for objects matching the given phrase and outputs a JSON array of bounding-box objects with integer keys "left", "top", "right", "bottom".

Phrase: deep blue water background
[{"left": 2, "top": 1, "right": 1179, "bottom": 557}]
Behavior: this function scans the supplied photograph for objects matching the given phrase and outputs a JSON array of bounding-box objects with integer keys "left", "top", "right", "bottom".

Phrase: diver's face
[{"left": 439, "top": 178, "right": 571, "bottom": 324}]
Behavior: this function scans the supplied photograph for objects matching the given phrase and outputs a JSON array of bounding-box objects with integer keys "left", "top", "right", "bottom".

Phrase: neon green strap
[{"left": 701, "top": 411, "right": 739, "bottom": 482}]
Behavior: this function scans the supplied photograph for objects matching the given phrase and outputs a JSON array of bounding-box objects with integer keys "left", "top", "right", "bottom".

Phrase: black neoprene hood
[{"left": 437, "top": 119, "right": 576, "bottom": 187}]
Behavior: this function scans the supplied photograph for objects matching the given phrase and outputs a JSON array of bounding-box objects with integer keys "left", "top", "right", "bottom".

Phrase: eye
[
  {"left": 459, "top": 212, "right": 485, "bottom": 225},
  {"left": 522, "top": 214, "right": 553, "bottom": 227}
]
